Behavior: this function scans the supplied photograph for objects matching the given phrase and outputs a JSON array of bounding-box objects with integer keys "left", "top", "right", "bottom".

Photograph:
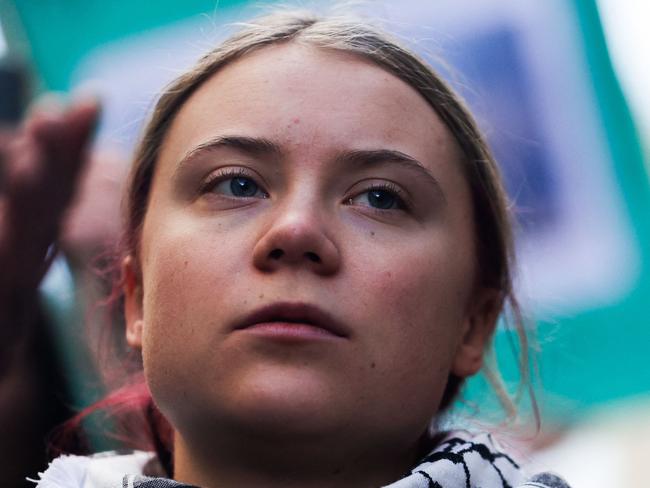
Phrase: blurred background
[{"left": 0, "top": 0, "right": 649, "bottom": 486}]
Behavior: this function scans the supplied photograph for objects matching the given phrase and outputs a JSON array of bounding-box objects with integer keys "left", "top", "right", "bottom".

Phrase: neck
[{"left": 172, "top": 429, "right": 421, "bottom": 488}]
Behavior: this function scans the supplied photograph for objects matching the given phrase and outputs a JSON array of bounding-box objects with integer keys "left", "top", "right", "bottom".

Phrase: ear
[
  {"left": 123, "top": 255, "right": 144, "bottom": 349},
  {"left": 451, "top": 288, "right": 502, "bottom": 378}
]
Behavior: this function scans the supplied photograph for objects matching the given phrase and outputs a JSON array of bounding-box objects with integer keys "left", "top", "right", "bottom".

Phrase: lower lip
[{"left": 237, "top": 322, "right": 340, "bottom": 341}]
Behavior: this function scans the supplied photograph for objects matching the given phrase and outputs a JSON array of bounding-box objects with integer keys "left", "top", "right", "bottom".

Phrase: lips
[{"left": 233, "top": 302, "right": 349, "bottom": 338}]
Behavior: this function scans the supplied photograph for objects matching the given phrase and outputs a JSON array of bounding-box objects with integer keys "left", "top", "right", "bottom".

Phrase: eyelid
[
  {"left": 200, "top": 166, "right": 268, "bottom": 197},
  {"left": 345, "top": 179, "right": 412, "bottom": 211}
]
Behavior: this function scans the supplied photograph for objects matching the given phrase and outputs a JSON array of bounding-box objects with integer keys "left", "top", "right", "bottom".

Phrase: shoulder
[
  {"left": 29, "top": 451, "right": 157, "bottom": 488},
  {"left": 384, "top": 430, "right": 571, "bottom": 488}
]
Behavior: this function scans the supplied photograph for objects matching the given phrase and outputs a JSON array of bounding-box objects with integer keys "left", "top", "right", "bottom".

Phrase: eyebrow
[
  {"left": 176, "top": 135, "right": 445, "bottom": 199},
  {"left": 177, "top": 135, "right": 283, "bottom": 169},
  {"left": 334, "top": 149, "right": 445, "bottom": 200}
]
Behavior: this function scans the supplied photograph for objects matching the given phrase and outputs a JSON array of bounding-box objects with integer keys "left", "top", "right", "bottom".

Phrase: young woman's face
[{"left": 126, "top": 44, "right": 496, "bottom": 452}]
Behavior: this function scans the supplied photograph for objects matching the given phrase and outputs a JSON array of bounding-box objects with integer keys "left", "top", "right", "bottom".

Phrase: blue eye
[
  {"left": 349, "top": 185, "right": 405, "bottom": 210},
  {"left": 206, "top": 172, "right": 268, "bottom": 199},
  {"left": 229, "top": 176, "right": 259, "bottom": 197},
  {"left": 367, "top": 189, "right": 397, "bottom": 209}
]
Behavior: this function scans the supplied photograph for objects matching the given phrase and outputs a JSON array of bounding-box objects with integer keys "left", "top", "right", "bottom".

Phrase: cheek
[
  {"left": 349, "top": 233, "right": 475, "bottom": 380},
  {"left": 138, "top": 221, "right": 248, "bottom": 402},
  {"left": 139, "top": 244, "right": 203, "bottom": 404},
  {"left": 358, "top": 231, "right": 472, "bottom": 314},
  {"left": 141, "top": 211, "right": 250, "bottom": 327},
  {"left": 144, "top": 239, "right": 219, "bottom": 333}
]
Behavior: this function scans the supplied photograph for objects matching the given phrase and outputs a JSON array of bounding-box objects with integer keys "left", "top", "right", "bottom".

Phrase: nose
[{"left": 252, "top": 203, "right": 341, "bottom": 276}]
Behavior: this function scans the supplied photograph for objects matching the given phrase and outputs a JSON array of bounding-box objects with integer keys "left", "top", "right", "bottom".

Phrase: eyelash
[
  {"left": 347, "top": 182, "right": 410, "bottom": 211},
  {"left": 200, "top": 167, "right": 266, "bottom": 195},
  {"left": 200, "top": 168, "right": 410, "bottom": 211}
]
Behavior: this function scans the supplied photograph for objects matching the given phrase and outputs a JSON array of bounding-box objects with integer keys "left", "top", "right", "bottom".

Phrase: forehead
[{"left": 159, "top": 42, "right": 462, "bottom": 180}]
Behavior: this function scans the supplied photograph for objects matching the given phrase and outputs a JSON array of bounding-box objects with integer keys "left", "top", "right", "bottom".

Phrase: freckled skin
[{"left": 125, "top": 44, "right": 495, "bottom": 487}]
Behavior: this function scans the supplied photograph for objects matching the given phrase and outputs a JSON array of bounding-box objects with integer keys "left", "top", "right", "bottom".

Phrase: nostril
[
  {"left": 305, "top": 252, "right": 321, "bottom": 263},
  {"left": 269, "top": 249, "right": 284, "bottom": 260}
]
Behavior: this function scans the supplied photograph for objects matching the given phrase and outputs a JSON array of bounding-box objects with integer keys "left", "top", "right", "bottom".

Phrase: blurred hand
[
  {"left": 0, "top": 99, "right": 99, "bottom": 324},
  {"left": 61, "top": 148, "right": 127, "bottom": 267}
]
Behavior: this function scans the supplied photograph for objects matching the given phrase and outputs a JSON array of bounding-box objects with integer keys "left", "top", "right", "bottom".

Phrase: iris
[
  {"left": 367, "top": 189, "right": 397, "bottom": 209},
  {"left": 230, "top": 177, "right": 259, "bottom": 197}
]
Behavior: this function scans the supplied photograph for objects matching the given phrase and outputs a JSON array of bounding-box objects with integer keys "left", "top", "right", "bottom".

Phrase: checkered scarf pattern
[{"left": 31, "top": 432, "right": 571, "bottom": 488}]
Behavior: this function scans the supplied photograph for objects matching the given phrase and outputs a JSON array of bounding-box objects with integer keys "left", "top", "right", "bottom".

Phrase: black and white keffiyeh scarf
[{"left": 30, "top": 431, "right": 570, "bottom": 488}]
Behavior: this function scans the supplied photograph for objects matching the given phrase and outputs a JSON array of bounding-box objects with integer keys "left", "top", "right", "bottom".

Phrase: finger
[
  {"left": 4, "top": 97, "right": 100, "bottom": 212},
  {"left": 1, "top": 98, "right": 100, "bottom": 289},
  {"left": 31, "top": 97, "right": 100, "bottom": 165},
  {"left": 24, "top": 92, "right": 67, "bottom": 120},
  {"left": 20, "top": 98, "right": 100, "bottom": 204},
  {"left": 5, "top": 95, "right": 69, "bottom": 194}
]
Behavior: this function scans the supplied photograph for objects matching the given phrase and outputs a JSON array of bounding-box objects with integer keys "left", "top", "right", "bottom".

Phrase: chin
[
  {"left": 171, "top": 366, "right": 350, "bottom": 441},
  {"left": 244, "top": 369, "right": 345, "bottom": 428}
]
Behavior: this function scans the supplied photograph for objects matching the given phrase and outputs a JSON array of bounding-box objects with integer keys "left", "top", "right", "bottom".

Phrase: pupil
[
  {"left": 230, "top": 177, "right": 257, "bottom": 197},
  {"left": 368, "top": 190, "right": 395, "bottom": 209}
]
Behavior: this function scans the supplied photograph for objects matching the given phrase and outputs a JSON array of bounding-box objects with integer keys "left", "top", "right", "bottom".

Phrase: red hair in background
[{"left": 50, "top": 257, "right": 173, "bottom": 475}]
